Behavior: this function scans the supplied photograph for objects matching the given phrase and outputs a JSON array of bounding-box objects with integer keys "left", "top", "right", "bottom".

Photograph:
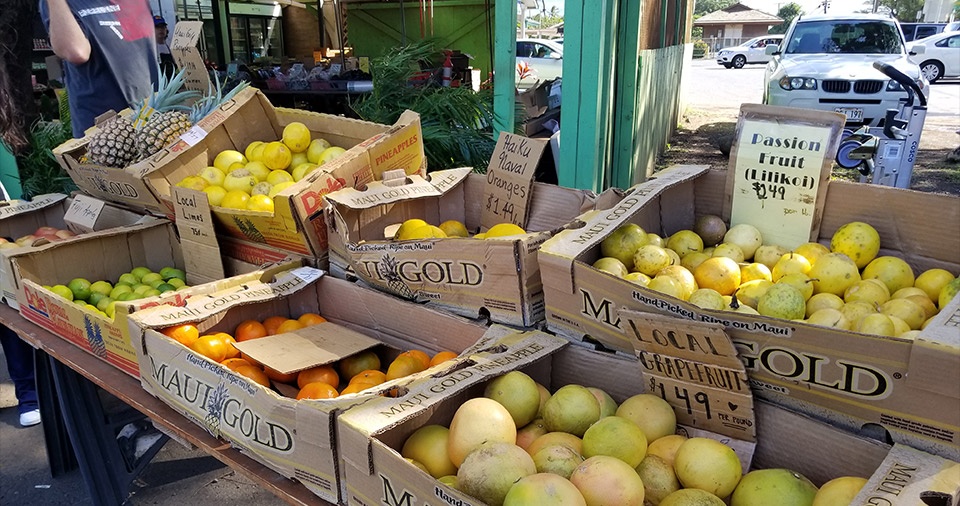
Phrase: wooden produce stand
[{"left": 0, "top": 304, "right": 330, "bottom": 506}]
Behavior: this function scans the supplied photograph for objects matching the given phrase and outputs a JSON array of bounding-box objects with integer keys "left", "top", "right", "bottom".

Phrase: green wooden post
[
  {"left": 492, "top": 0, "right": 517, "bottom": 136},
  {"left": 557, "top": 0, "right": 618, "bottom": 192},
  {"left": 610, "top": 0, "right": 643, "bottom": 190}
]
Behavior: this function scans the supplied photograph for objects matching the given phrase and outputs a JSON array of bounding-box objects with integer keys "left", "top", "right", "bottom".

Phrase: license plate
[{"left": 835, "top": 107, "right": 863, "bottom": 121}]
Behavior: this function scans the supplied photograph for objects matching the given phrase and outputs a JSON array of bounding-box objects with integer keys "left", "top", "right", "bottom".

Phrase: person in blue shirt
[{"left": 40, "top": 0, "right": 158, "bottom": 137}]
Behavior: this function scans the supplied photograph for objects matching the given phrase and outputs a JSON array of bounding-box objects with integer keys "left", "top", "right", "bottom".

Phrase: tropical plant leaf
[{"left": 353, "top": 40, "right": 520, "bottom": 172}]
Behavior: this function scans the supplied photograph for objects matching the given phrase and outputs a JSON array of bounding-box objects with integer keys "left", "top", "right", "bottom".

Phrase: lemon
[
  {"left": 213, "top": 150, "right": 247, "bottom": 172},
  {"left": 261, "top": 141, "right": 292, "bottom": 171},
  {"left": 244, "top": 161, "right": 270, "bottom": 181},
  {"left": 282, "top": 122, "right": 311, "bottom": 153},
  {"left": 199, "top": 166, "right": 226, "bottom": 186},
  {"left": 290, "top": 152, "right": 309, "bottom": 170},
  {"left": 176, "top": 175, "right": 208, "bottom": 191},
  {"left": 317, "top": 146, "right": 347, "bottom": 165},
  {"left": 306, "top": 138, "right": 332, "bottom": 164},
  {"left": 268, "top": 181, "right": 296, "bottom": 198},
  {"left": 244, "top": 141, "right": 264, "bottom": 161},
  {"left": 219, "top": 190, "right": 250, "bottom": 209},
  {"left": 246, "top": 194, "right": 274, "bottom": 213},
  {"left": 395, "top": 219, "right": 429, "bottom": 240},
  {"left": 266, "top": 170, "right": 294, "bottom": 186},
  {"left": 405, "top": 225, "right": 447, "bottom": 239},
  {"left": 485, "top": 223, "right": 527, "bottom": 238},
  {"left": 249, "top": 143, "right": 266, "bottom": 163},
  {"left": 292, "top": 162, "right": 320, "bottom": 182},
  {"left": 439, "top": 220, "right": 469, "bottom": 238},
  {"left": 202, "top": 185, "right": 227, "bottom": 206}
]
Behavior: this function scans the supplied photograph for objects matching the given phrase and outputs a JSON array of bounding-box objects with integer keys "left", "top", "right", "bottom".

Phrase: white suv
[
  {"left": 716, "top": 35, "right": 784, "bottom": 69},
  {"left": 763, "top": 13, "right": 927, "bottom": 127}
]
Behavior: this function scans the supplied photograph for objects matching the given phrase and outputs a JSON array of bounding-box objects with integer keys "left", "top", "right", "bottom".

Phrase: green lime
[
  {"left": 133, "top": 284, "right": 153, "bottom": 296},
  {"left": 109, "top": 284, "right": 132, "bottom": 299},
  {"left": 129, "top": 267, "right": 152, "bottom": 281},
  {"left": 147, "top": 279, "right": 165, "bottom": 289},
  {"left": 90, "top": 280, "right": 113, "bottom": 296},
  {"left": 161, "top": 267, "right": 186, "bottom": 282},
  {"left": 117, "top": 273, "right": 139, "bottom": 286},
  {"left": 88, "top": 292, "right": 107, "bottom": 307},
  {"left": 96, "top": 296, "right": 114, "bottom": 312},
  {"left": 156, "top": 283, "right": 176, "bottom": 293},
  {"left": 67, "top": 278, "right": 92, "bottom": 302},
  {"left": 140, "top": 272, "right": 163, "bottom": 285},
  {"left": 50, "top": 285, "right": 74, "bottom": 301},
  {"left": 166, "top": 278, "right": 186, "bottom": 289}
]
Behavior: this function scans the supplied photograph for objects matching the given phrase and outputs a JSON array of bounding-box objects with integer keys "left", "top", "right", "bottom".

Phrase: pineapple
[
  {"left": 87, "top": 116, "right": 137, "bottom": 168},
  {"left": 136, "top": 110, "right": 191, "bottom": 159},
  {"left": 377, "top": 254, "right": 418, "bottom": 300}
]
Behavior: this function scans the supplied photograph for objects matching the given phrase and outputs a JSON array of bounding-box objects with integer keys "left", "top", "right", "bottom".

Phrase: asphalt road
[{"left": 685, "top": 58, "right": 960, "bottom": 134}]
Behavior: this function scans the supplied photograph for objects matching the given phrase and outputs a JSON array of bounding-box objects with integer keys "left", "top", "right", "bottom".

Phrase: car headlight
[
  {"left": 718, "top": 50, "right": 729, "bottom": 56},
  {"left": 886, "top": 79, "right": 926, "bottom": 92},
  {"left": 778, "top": 77, "right": 818, "bottom": 91}
]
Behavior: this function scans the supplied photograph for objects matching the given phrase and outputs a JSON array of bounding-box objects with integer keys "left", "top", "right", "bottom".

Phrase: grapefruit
[
  {"left": 569, "top": 455, "right": 645, "bottom": 506},
  {"left": 636, "top": 454, "right": 682, "bottom": 505},
  {"left": 615, "top": 394, "right": 676, "bottom": 442},
  {"left": 660, "top": 488, "right": 726, "bottom": 506},
  {"left": 531, "top": 443, "right": 583, "bottom": 479},
  {"left": 581, "top": 416, "right": 647, "bottom": 467},
  {"left": 448, "top": 398, "right": 517, "bottom": 467},
  {"left": 730, "top": 468, "right": 818, "bottom": 506},
  {"left": 503, "top": 473, "right": 587, "bottom": 506},
  {"left": 457, "top": 442, "right": 536, "bottom": 506},
  {"left": 812, "top": 476, "right": 867, "bottom": 506},
  {"left": 674, "top": 437, "right": 742, "bottom": 498},
  {"left": 542, "top": 385, "right": 601, "bottom": 437},
  {"left": 484, "top": 371, "right": 541, "bottom": 427},
  {"left": 401, "top": 424, "right": 457, "bottom": 478}
]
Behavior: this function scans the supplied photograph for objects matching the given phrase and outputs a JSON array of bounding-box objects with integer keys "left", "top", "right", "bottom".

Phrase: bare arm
[{"left": 46, "top": 0, "right": 91, "bottom": 64}]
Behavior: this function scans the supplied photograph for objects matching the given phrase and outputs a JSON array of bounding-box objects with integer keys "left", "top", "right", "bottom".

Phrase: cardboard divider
[
  {"left": 127, "top": 267, "right": 491, "bottom": 504},
  {"left": 326, "top": 169, "right": 621, "bottom": 326},
  {"left": 538, "top": 164, "right": 960, "bottom": 459}
]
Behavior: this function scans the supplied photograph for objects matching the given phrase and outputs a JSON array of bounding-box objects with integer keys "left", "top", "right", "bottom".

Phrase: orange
[
  {"left": 221, "top": 357, "right": 253, "bottom": 371},
  {"left": 191, "top": 334, "right": 232, "bottom": 362},
  {"left": 339, "top": 382, "right": 370, "bottom": 396},
  {"left": 339, "top": 350, "right": 381, "bottom": 382},
  {"left": 161, "top": 324, "right": 199, "bottom": 347},
  {"left": 349, "top": 369, "right": 387, "bottom": 387},
  {"left": 234, "top": 364, "right": 271, "bottom": 387},
  {"left": 296, "top": 382, "right": 339, "bottom": 400},
  {"left": 216, "top": 332, "right": 240, "bottom": 359},
  {"left": 275, "top": 319, "right": 305, "bottom": 334},
  {"left": 262, "top": 315, "right": 288, "bottom": 336},
  {"left": 298, "top": 365, "right": 340, "bottom": 390},
  {"left": 386, "top": 354, "right": 425, "bottom": 381},
  {"left": 400, "top": 350, "right": 431, "bottom": 370},
  {"left": 429, "top": 351, "right": 458, "bottom": 367},
  {"left": 298, "top": 312, "right": 327, "bottom": 326},
  {"left": 264, "top": 366, "right": 298, "bottom": 384},
  {"left": 235, "top": 320, "right": 268, "bottom": 342}
]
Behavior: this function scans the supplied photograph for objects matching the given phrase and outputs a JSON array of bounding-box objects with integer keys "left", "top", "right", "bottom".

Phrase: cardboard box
[
  {"left": 53, "top": 87, "right": 426, "bottom": 256},
  {"left": 8, "top": 221, "right": 185, "bottom": 376},
  {"left": 0, "top": 194, "right": 155, "bottom": 309},
  {"left": 538, "top": 164, "right": 960, "bottom": 459},
  {"left": 339, "top": 309, "right": 958, "bottom": 506},
  {"left": 326, "top": 168, "right": 622, "bottom": 326},
  {"left": 127, "top": 267, "right": 491, "bottom": 504}
]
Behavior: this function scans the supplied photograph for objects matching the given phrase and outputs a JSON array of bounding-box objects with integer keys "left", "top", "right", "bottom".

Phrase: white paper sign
[{"left": 63, "top": 194, "right": 106, "bottom": 233}]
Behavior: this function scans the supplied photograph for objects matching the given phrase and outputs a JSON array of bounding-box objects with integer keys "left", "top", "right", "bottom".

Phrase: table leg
[
  {"left": 48, "top": 355, "right": 169, "bottom": 505},
  {"left": 34, "top": 349, "right": 78, "bottom": 477}
]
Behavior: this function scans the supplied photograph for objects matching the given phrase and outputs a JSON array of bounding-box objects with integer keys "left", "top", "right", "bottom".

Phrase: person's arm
[{"left": 45, "top": 0, "right": 91, "bottom": 64}]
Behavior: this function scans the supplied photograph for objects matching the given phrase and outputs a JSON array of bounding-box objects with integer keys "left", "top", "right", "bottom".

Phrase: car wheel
[
  {"left": 919, "top": 60, "right": 943, "bottom": 83},
  {"left": 732, "top": 55, "right": 746, "bottom": 69}
]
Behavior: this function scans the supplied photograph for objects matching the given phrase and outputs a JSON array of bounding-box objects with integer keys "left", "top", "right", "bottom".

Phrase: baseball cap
[{"left": 153, "top": 15, "right": 167, "bottom": 26}]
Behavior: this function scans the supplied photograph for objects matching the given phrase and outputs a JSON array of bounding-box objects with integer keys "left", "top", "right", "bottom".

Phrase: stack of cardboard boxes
[{"left": 2, "top": 87, "right": 955, "bottom": 506}]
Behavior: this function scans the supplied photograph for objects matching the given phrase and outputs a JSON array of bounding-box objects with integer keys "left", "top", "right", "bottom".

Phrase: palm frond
[{"left": 352, "top": 40, "right": 504, "bottom": 172}]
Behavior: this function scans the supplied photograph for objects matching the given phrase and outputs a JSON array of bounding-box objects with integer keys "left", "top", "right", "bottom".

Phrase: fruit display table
[{"left": 0, "top": 304, "right": 331, "bottom": 506}]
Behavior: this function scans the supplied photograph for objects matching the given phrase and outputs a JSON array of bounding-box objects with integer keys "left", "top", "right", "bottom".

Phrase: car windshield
[{"left": 786, "top": 20, "right": 903, "bottom": 54}]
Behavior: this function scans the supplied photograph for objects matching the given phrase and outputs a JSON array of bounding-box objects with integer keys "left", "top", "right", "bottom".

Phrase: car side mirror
[
  {"left": 765, "top": 45, "right": 779, "bottom": 55},
  {"left": 909, "top": 44, "right": 925, "bottom": 56}
]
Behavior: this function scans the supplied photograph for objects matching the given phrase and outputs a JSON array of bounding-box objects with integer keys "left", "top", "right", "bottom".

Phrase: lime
[
  {"left": 317, "top": 146, "right": 346, "bottom": 165},
  {"left": 95, "top": 296, "right": 114, "bottom": 312},
  {"left": 50, "top": 285, "right": 74, "bottom": 301},
  {"left": 289, "top": 152, "right": 309, "bottom": 170},
  {"left": 88, "top": 292, "right": 107, "bottom": 307},
  {"left": 266, "top": 169, "right": 294, "bottom": 186},
  {"left": 202, "top": 185, "right": 227, "bottom": 206},
  {"left": 213, "top": 150, "right": 247, "bottom": 172},
  {"left": 269, "top": 181, "right": 296, "bottom": 197},
  {"left": 156, "top": 283, "right": 176, "bottom": 293},
  {"left": 133, "top": 284, "right": 153, "bottom": 296},
  {"left": 161, "top": 268, "right": 186, "bottom": 283},
  {"left": 67, "top": 278, "right": 92, "bottom": 302},
  {"left": 140, "top": 272, "right": 163, "bottom": 285},
  {"left": 246, "top": 194, "right": 274, "bottom": 213},
  {"left": 244, "top": 141, "right": 264, "bottom": 162},
  {"left": 166, "top": 278, "right": 186, "bottom": 288},
  {"left": 244, "top": 161, "right": 270, "bottom": 182},
  {"left": 109, "top": 284, "right": 133, "bottom": 299},
  {"left": 117, "top": 273, "right": 139, "bottom": 286},
  {"left": 129, "top": 267, "right": 151, "bottom": 281}
]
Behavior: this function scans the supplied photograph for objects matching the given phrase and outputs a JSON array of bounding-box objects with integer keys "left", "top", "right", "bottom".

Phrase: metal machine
[{"left": 835, "top": 61, "right": 928, "bottom": 188}]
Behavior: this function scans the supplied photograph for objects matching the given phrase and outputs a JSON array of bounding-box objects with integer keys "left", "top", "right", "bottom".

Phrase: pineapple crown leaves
[
  {"left": 133, "top": 68, "right": 201, "bottom": 128},
  {"left": 189, "top": 76, "right": 250, "bottom": 124}
]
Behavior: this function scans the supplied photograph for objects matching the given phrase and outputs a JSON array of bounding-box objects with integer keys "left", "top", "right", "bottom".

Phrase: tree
[
  {"left": 694, "top": 0, "right": 738, "bottom": 18},
  {"left": 769, "top": 3, "right": 803, "bottom": 34},
  {"left": 872, "top": 0, "right": 925, "bottom": 21}
]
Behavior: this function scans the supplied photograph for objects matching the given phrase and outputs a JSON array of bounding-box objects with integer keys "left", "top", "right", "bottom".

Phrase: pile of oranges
[{"left": 159, "top": 312, "right": 457, "bottom": 400}]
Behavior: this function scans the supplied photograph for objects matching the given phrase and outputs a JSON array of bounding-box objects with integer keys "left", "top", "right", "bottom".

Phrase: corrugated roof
[{"left": 694, "top": 3, "right": 783, "bottom": 25}]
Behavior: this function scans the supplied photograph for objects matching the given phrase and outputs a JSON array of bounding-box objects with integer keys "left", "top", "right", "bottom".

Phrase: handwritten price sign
[{"left": 480, "top": 132, "right": 547, "bottom": 230}]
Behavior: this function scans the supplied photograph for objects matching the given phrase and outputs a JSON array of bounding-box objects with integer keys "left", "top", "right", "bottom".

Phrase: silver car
[
  {"left": 763, "top": 13, "right": 927, "bottom": 127},
  {"left": 716, "top": 35, "right": 784, "bottom": 69},
  {"left": 516, "top": 38, "right": 563, "bottom": 89}
]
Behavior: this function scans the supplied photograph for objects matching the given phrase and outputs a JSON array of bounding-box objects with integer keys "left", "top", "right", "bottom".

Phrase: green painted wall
[
  {"left": 629, "top": 44, "right": 688, "bottom": 184},
  {"left": 347, "top": 0, "right": 494, "bottom": 78}
]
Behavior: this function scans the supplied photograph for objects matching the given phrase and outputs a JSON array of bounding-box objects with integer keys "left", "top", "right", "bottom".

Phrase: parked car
[
  {"left": 763, "top": 13, "right": 928, "bottom": 127},
  {"left": 516, "top": 38, "right": 563, "bottom": 89},
  {"left": 910, "top": 31, "right": 960, "bottom": 82},
  {"left": 716, "top": 35, "right": 785, "bottom": 69},
  {"left": 899, "top": 22, "right": 946, "bottom": 42},
  {"left": 946, "top": 21, "right": 960, "bottom": 32}
]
